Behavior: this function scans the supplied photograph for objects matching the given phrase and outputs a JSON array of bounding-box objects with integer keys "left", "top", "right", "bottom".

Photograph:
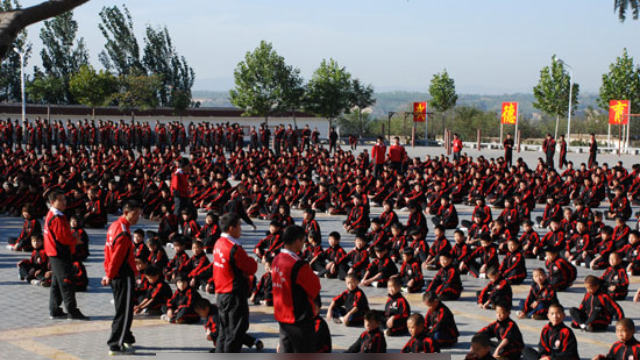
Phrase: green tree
[
  {"left": 598, "top": 48, "right": 640, "bottom": 132},
  {"left": 38, "top": 11, "right": 88, "bottom": 104},
  {"left": 69, "top": 64, "right": 118, "bottom": 118},
  {"left": 143, "top": 25, "right": 195, "bottom": 111},
  {"left": 615, "top": 0, "right": 639, "bottom": 21},
  {"left": 229, "top": 40, "right": 301, "bottom": 124},
  {"left": 533, "top": 55, "right": 579, "bottom": 139},
  {"left": 429, "top": 69, "right": 458, "bottom": 138},
  {"left": 112, "top": 74, "right": 162, "bottom": 112},
  {"left": 348, "top": 79, "right": 376, "bottom": 135},
  {"left": 98, "top": 4, "right": 144, "bottom": 76},
  {"left": 0, "top": 0, "right": 31, "bottom": 103},
  {"left": 305, "top": 58, "right": 353, "bottom": 128},
  {"left": 27, "top": 66, "right": 65, "bottom": 104}
]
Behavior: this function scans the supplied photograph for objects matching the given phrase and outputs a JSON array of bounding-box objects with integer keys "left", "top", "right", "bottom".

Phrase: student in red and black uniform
[
  {"left": 323, "top": 231, "right": 347, "bottom": 278},
  {"left": 271, "top": 225, "right": 322, "bottom": 353},
  {"left": 250, "top": 256, "right": 273, "bottom": 306},
  {"left": 186, "top": 240, "right": 210, "bottom": 289},
  {"left": 383, "top": 277, "right": 410, "bottom": 336},
  {"left": 344, "top": 195, "right": 367, "bottom": 234},
  {"left": 499, "top": 239, "right": 526, "bottom": 285},
  {"left": 545, "top": 247, "right": 576, "bottom": 291},
  {"left": 133, "top": 265, "right": 172, "bottom": 316},
  {"left": 398, "top": 247, "right": 424, "bottom": 293},
  {"left": 608, "top": 186, "right": 631, "bottom": 221},
  {"left": 328, "top": 273, "right": 369, "bottom": 326},
  {"left": 163, "top": 272, "right": 201, "bottom": 324},
  {"left": 361, "top": 244, "right": 398, "bottom": 288},
  {"left": 170, "top": 158, "right": 191, "bottom": 215},
  {"left": 565, "top": 220, "right": 594, "bottom": 267},
  {"left": 426, "top": 225, "right": 452, "bottom": 271},
  {"left": 423, "top": 291, "right": 459, "bottom": 348},
  {"left": 520, "top": 220, "right": 540, "bottom": 258},
  {"left": 401, "top": 314, "right": 440, "bottom": 353},
  {"left": 593, "top": 319, "right": 640, "bottom": 360},
  {"left": 102, "top": 200, "right": 142, "bottom": 354},
  {"left": 197, "top": 212, "right": 220, "bottom": 253},
  {"left": 570, "top": 275, "right": 624, "bottom": 332},
  {"left": 426, "top": 253, "right": 462, "bottom": 300},
  {"left": 146, "top": 236, "right": 168, "bottom": 270},
  {"left": 7, "top": 204, "right": 41, "bottom": 252},
  {"left": 45, "top": 190, "right": 87, "bottom": 320},
  {"left": 406, "top": 201, "right": 428, "bottom": 239},
  {"left": 254, "top": 220, "right": 283, "bottom": 261},
  {"left": 18, "top": 234, "right": 48, "bottom": 283},
  {"left": 83, "top": 187, "right": 107, "bottom": 228},
  {"left": 346, "top": 311, "right": 387, "bottom": 353},
  {"left": 601, "top": 252, "right": 629, "bottom": 301},
  {"left": 69, "top": 215, "right": 89, "bottom": 262},
  {"left": 517, "top": 268, "right": 558, "bottom": 320},
  {"left": 165, "top": 236, "right": 190, "bottom": 282},
  {"left": 477, "top": 302, "right": 524, "bottom": 360},
  {"left": 526, "top": 303, "right": 579, "bottom": 360},
  {"left": 464, "top": 234, "right": 499, "bottom": 279},
  {"left": 431, "top": 196, "right": 458, "bottom": 229},
  {"left": 131, "top": 229, "right": 149, "bottom": 261},
  {"left": 212, "top": 213, "right": 258, "bottom": 353},
  {"left": 477, "top": 267, "right": 512, "bottom": 310},
  {"left": 338, "top": 234, "right": 369, "bottom": 280}
]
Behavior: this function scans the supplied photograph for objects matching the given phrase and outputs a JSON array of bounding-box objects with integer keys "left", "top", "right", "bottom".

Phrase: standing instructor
[
  {"left": 44, "top": 190, "right": 88, "bottom": 320},
  {"left": 272, "top": 225, "right": 322, "bottom": 352},
  {"left": 102, "top": 200, "right": 142, "bottom": 355},
  {"left": 213, "top": 213, "right": 258, "bottom": 352}
]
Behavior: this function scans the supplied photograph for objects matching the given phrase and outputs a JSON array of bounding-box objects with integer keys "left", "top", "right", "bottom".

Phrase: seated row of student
[
  {"left": 193, "top": 298, "right": 265, "bottom": 353},
  {"left": 249, "top": 255, "right": 273, "bottom": 306},
  {"left": 477, "top": 267, "right": 513, "bottom": 310},
  {"left": 361, "top": 244, "right": 398, "bottom": 288},
  {"left": 592, "top": 318, "right": 640, "bottom": 360},
  {"left": 133, "top": 264, "right": 172, "bottom": 316},
  {"left": 517, "top": 268, "right": 558, "bottom": 320},
  {"left": 7, "top": 204, "right": 41, "bottom": 251},
  {"left": 345, "top": 311, "right": 387, "bottom": 353},
  {"left": 570, "top": 275, "right": 625, "bottom": 332},
  {"left": 423, "top": 291, "right": 459, "bottom": 348},
  {"left": 476, "top": 302, "right": 524, "bottom": 360},
  {"left": 161, "top": 272, "right": 201, "bottom": 324},
  {"left": 522, "top": 303, "right": 579, "bottom": 360},
  {"left": 327, "top": 274, "right": 369, "bottom": 326},
  {"left": 425, "top": 252, "right": 463, "bottom": 300}
]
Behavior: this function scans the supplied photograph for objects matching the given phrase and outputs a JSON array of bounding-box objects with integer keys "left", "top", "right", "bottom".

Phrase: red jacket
[
  {"left": 452, "top": 138, "right": 462, "bottom": 153},
  {"left": 272, "top": 248, "right": 321, "bottom": 324},
  {"left": 44, "top": 208, "right": 75, "bottom": 259},
  {"left": 170, "top": 168, "right": 189, "bottom": 197},
  {"left": 372, "top": 144, "right": 386, "bottom": 165},
  {"left": 388, "top": 144, "right": 406, "bottom": 163},
  {"left": 104, "top": 216, "right": 137, "bottom": 279},
  {"left": 212, "top": 235, "right": 257, "bottom": 294}
]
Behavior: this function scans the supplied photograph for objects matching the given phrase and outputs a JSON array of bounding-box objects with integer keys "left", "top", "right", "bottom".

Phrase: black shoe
[
  {"left": 209, "top": 348, "right": 216, "bottom": 353},
  {"left": 68, "top": 310, "right": 89, "bottom": 321},
  {"left": 255, "top": 340, "right": 264, "bottom": 352},
  {"left": 50, "top": 308, "right": 67, "bottom": 319}
]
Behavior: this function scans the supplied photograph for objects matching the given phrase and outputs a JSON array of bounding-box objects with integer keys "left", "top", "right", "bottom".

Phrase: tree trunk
[
  {"left": 0, "top": 0, "right": 89, "bottom": 60},
  {"left": 554, "top": 114, "right": 559, "bottom": 140}
]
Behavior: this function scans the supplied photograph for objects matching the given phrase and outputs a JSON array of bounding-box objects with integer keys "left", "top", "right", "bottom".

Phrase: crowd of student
[{"left": 3, "top": 117, "right": 640, "bottom": 358}]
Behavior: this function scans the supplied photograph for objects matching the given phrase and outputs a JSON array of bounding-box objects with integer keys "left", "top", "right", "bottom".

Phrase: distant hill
[{"left": 192, "top": 90, "right": 603, "bottom": 119}]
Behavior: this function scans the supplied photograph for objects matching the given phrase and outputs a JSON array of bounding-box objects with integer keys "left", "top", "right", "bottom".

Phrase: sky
[{"left": 15, "top": 0, "right": 640, "bottom": 94}]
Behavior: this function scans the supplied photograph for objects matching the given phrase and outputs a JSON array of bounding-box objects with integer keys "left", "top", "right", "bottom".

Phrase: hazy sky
[{"left": 17, "top": 0, "right": 640, "bottom": 94}]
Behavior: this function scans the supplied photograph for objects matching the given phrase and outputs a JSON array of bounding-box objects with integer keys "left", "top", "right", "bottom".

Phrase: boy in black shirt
[
  {"left": 383, "top": 277, "right": 410, "bottom": 336},
  {"left": 327, "top": 274, "right": 369, "bottom": 326},
  {"left": 346, "top": 311, "right": 386, "bottom": 353}
]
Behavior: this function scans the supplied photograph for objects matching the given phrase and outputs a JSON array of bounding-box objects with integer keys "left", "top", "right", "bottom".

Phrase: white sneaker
[
  {"left": 110, "top": 298, "right": 115, "bottom": 305},
  {"left": 571, "top": 260, "right": 577, "bottom": 266},
  {"left": 479, "top": 273, "right": 486, "bottom": 279},
  {"left": 6, "top": 244, "right": 13, "bottom": 250},
  {"left": 160, "top": 314, "right": 170, "bottom": 321},
  {"left": 582, "top": 263, "right": 587, "bottom": 268},
  {"left": 30, "top": 279, "right": 41, "bottom": 286},
  {"left": 401, "top": 287, "right": 409, "bottom": 293},
  {"left": 122, "top": 343, "right": 135, "bottom": 353},
  {"left": 628, "top": 271, "right": 633, "bottom": 276}
]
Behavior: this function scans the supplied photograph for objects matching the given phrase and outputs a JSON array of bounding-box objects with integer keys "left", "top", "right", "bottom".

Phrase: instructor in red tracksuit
[
  {"left": 102, "top": 200, "right": 142, "bottom": 355},
  {"left": 44, "top": 190, "right": 87, "bottom": 320},
  {"left": 171, "top": 158, "right": 191, "bottom": 215},
  {"left": 213, "top": 213, "right": 258, "bottom": 352},
  {"left": 272, "top": 225, "right": 322, "bottom": 352}
]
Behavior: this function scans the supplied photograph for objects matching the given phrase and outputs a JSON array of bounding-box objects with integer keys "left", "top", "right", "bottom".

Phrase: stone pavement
[{"left": 0, "top": 145, "right": 639, "bottom": 359}]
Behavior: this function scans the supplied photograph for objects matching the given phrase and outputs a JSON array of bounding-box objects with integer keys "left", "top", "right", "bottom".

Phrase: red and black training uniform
[
  {"left": 537, "top": 322, "right": 579, "bottom": 360},
  {"left": 425, "top": 301, "right": 459, "bottom": 348},
  {"left": 426, "top": 264, "right": 462, "bottom": 300},
  {"left": 212, "top": 233, "right": 257, "bottom": 353},
  {"left": 601, "top": 264, "right": 629, "bottom": 300},
  {"left": 165, "top": 286, "right": 201, "bottom": 323},
  {"left": 330, "top": 287, "right": 369, "bottom": 326},
  {"left": 604, "top": 337, "right": 640, "bottom": 360},
  {"left": 346, "top": 327, "right": 386, "bottom": 353},
  {"left": 401, "top": 329, "right": 440, "bottom": 353},
  {"left": 272, "top": 248, "right": 321, "bottom": 353},
  {"left": 104, "top": 215, "right": 138, "bottom": 349},
  {"left": 478, "top": 318, "right": 524, "bottom": 360},
  {"left": 384, "top": 292, "right": 410, "bottom": 336},
  {"left": 570, "top": 289, "right": 625, "bottom": 331},
  {"left": 520, "top": 279, "right": 558, "bottom": 318}
]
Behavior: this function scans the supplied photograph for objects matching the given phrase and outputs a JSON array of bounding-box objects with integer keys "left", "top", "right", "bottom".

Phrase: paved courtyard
[{"left": 1, "top": 146, "right": 639, "bottom": 359}]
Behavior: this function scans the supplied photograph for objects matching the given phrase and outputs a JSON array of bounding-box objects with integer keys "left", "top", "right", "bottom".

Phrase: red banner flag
[
  {"left": 413, "top": 102, "right": 426, "bottom": 122},
  {"left": 609, "top": 100, "right": 630, "bottom": 125},
  {"left": 501, "top": 102, "right": 518, "bottom": 125}
]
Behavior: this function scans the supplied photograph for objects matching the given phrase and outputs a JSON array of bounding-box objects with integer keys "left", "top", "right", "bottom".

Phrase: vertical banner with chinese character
[
  {"left": 501, "top": 102, "right": 518, "bottom": 125},
  {"left": 609, "top": 100, "right": 630, "bottom": 125},
  {"left": 413, "top": 102, "right": 427, "bottom": 122}
]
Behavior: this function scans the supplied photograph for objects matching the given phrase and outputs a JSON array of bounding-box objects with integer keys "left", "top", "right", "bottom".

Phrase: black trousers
[
  {"left": 279, "top": 320, "right": 315, "bottom": 353},
  {"left": 216, "top": 293, "right": 250, "bottom": 353},
  {"left": 107, "top": 276, "right": 135, "bottom": 348},
  {"left": 49, "top": 256, "right": 78, "bottom": 315}
]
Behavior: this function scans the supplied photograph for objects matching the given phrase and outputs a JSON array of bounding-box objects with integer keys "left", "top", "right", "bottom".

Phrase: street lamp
[
  {"left": 557, "top": 58, "right": 573, "bottom": 150},
  {"left": 13, "top": 47, "right": 26, "bottom": 125}
]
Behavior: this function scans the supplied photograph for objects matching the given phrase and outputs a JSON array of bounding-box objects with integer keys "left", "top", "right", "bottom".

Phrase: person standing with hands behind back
[
  {"left": 272, "top": 225, "right": 322, "bottom": 352},
  {"left": 102, "top": 200, "right": 142, "bottom": 356},
  {"left": 44, "top": 190, "right": 88, "bottom": 321},
  {"left": 213, "top": 213, "right": 258, "bottom": 352}
]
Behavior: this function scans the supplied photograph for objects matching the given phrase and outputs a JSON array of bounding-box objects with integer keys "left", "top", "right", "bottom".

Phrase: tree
[
  {"left": 39, "top": 11, "right": 88, "bottom": 103},
  {"left": 305, "top": 58, "right": 353, "bottom": 129},
  {"left": 112, "top": 73, "right": 162, "bottom": 112},
  {"left": 598, "top": 48, "right": 640, "bottom": 132},
  {"left": 27, "top": 66, "right": 65, "bottom": 104},
  {"left": 0, "top": 0, "right": 88, "bottom": 60},
  {"left": 69, "top": 64, "right": 118, "bottom": 117},
  {"left": 614, "top": 0, "right": 639, "bottom": 21},
  {"left": 143, "top": 25, "right": 195, "bottom": 111},
  {"left": 533, "top": 55, "right": 580, "bottom": 139},
  {"left": 0, "top": 0, "right": 31, "bottom": 103},
  {"left": 98, "top": 4, "right": 143, "bottom": 76},
  {"left": 348, "top": 79, "right": 376, "bottom": 135},
  {"left": 429, "top": 69, "right": 458, "bottom": 137},
  {"left": 229, "top": 40, "right": 301, "bottom": 124}
]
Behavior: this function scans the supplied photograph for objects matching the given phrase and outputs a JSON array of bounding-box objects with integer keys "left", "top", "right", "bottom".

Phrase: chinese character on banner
[
  {"left": 413, "top": 102, "right": 427, "bottom": 122},
  {"left": 501, "top": 102, "right": 518, "bottom": 124},
  {"left": 609, "top": 100, "right": 630, "bottom": 125}
]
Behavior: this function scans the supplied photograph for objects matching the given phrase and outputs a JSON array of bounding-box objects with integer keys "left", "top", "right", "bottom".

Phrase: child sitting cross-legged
[
  {"left": 383, "top": 276, "right": 410, "bottom": 336},
  {"left": 327, "top": 273, "right": 369, "bottom": 326},
  {"left": 401, "top": 313, "right": 440, "bottom": 353}
]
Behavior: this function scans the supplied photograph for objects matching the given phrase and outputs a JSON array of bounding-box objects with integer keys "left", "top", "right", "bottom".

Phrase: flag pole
[
  {"left": 515, "top": 102, "right": 519, "bottom": 151},
  {"left": 425, "top": 102, "right": 429, "bottom": 143}
]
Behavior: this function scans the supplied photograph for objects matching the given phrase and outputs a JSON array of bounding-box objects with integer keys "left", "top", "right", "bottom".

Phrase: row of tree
[{"left": 0, "top": 2, "right": 196, "bottom": 113}]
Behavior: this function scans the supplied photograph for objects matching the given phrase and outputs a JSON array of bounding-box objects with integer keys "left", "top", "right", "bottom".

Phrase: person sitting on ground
[{"left": 570, "top": 275, "right": 624, "bottom": 332}]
